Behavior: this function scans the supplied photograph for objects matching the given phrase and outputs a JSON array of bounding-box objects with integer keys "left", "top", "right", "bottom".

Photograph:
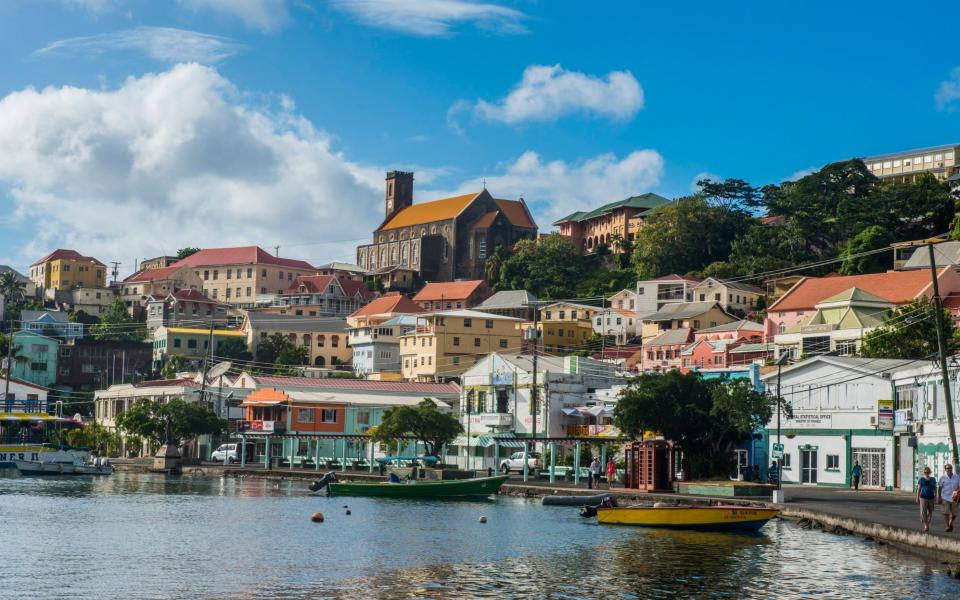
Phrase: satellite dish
[{"left": 206, "top": 361, "right": 232, "bottom": 380}]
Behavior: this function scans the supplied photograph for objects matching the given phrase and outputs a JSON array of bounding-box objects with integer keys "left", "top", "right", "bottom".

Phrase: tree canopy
[
  {"left": 614, "top": 371, "right": 781, "bottom": 477},
  {"left": 115, "top": 398, "right": 225, "bottom": 447},
  {"left": 859, "top": 297, "right": 958, "bottom": 360},
  {"left": 217, "top": 337, "right": 253, "bottom": 362},
  {"left": 176, "top": 247, "right": 201, "bottom": 259},
  {"left": 371, "top": 399, "right": 462, "bottom": 457},
  {"left": 255, "top": 333, "right": 308, "bottom": 370},
  {"left": 495, "top": 234, "right": 585, "bottom": 299},
  {"left": 89, "top": 298, "right": 146, "bottom": 342}
]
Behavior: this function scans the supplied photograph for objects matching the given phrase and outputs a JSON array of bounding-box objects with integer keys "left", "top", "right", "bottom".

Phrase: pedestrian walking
[
  {"left": 606, "top": 457, "right": 616, "bottom": 489},
  {"left": 917, "top": 467, "right": 937, "bottom": 533},
  {"left": 851, "top": 461, "right": 863, "bottom": 490},
  {"left": 589, "top": 457, "right": 601, "bottom": 490},
  {"left": 939, "top": 464, "right": 960, "bottom": 532}
]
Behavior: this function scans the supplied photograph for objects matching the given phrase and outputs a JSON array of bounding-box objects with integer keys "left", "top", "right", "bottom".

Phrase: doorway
[
  {"left": 800, "top": 447, "right": 818, "bottom": 484},
  {"left": 852, "top": 448, "right": 886, "bottom": 488}
]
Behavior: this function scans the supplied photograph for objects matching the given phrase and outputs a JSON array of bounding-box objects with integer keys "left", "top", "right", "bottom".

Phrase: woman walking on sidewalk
[{"left": 917, "top": 467, "right": 937, "bottom": 533}]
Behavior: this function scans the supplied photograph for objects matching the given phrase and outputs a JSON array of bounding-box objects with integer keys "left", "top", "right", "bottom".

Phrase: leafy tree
[
  {"left": 65, "top": 421, "right": 124, "bottom": 457},
  {"left": 496, "top": 234, "right": 585, "bottom": 299},
  {"left": 161, "top": 355, "right": 188, "bottom": 379},
  {"left": 372, "top": 399, "right": 462, "bottom": 457},
  {"left": 277, "top": 345, "right": 309, "bottom": 367},
  {"left": 116, "top": 398, "right": 225, "bottom": 448},
  {"left": 69, "top": 309, "right": 100, "bottom": 325},
  {"left": 176, "top": 247, "right": 201, "bottom": 259},
  {"left": 839, "top": 225, "right": 894, "bottom": 275},
  {"left": 255, "top": 333, "right": 308, "bottom": 370},
  {"left": 0, "top": 333, "right": 29, "bottom": 373},
  {"left": 574, "top": 267, "right": 636, "bottom": 298},
  {"left": 859, "top": 297, "right": 958, "bottom": 360},
  {"left": 89, "top": 298, "right": 146, "bottom": 341},
  {"left": 871, "top": 174, "right": 954, "bottom": 241},
  {"left": 698, "top": 177, "right": 763, "bottom": 211},
  {"left": 614, "top": 371, "right": 780, "bottom": 477},
  {"left": 484, "top": 244, "right": 510, "bottom": 284},
  {"left": 217, "top": 337, "right": 253, "bottom": 362}
]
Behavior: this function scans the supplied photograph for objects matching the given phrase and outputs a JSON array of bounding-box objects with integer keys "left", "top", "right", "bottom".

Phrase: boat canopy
[{"left": 452, "top": 436, "right": 526, "bottom": 448}]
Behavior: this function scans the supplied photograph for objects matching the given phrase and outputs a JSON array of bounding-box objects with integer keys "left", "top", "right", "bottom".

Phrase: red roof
[
  {"left": 349, "top": 292, "right": 423, "bottom": 318},
  {"left": 337, "top": 277, "right": 376, "bottom": 300},
  {"left": 770, "top": 270, "right": 942, "bottom": 312},
  {"left": 171, "top": 289, "right": 216, "bottom": 302},
  {"left": 284, "top": 274, "right": 335, "bottom": 294},
  {"left": 123, "top": 265, "right": 183, "bottom": 283},
  {"left": 413, "top": 280, "right": 487, "bottom": 302},
  {"left": 472, "top": 211, "right": 500, "bottom": 229},
  {"left": 32, "top": 249, "right": 105, "bottom": 267},
  {"left": 250, "top": 375, "right": 460, "bottom": 394},
  {"left": 172, "top": 246, "right": 314, "bottom": 270},
  {"left": 494, "top": 199, "right": 537, "bottom": 229}
]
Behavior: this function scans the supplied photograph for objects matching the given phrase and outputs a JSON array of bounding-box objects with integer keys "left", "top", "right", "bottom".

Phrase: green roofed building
[{"left": 552, "top": 192, "right": 671, "bottom": 254}]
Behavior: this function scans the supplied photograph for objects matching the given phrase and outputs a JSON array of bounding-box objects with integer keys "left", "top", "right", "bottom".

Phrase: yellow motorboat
[{"left": 596, "top": 504, "right": 778, "bottom": 532}]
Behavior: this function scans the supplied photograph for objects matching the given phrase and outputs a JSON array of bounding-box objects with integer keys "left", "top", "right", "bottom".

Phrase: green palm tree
[
  {"left": 0, "top": 271, "right": 25, "bottom": 302},
  {"left": 0, "top": 333, "right": 30, "bottom": 376}
]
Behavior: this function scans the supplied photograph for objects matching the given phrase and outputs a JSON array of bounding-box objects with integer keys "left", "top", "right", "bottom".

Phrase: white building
[
  {"left": 635, "top": 275, "right": 698, "bottom": 318},
  {"left": 761, "top": 356, "right": 925, "bottom": 490}
]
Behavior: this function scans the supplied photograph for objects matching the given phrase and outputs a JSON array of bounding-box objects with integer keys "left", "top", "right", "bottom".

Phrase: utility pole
[
  {"left": 927, "top": 241, "right": 959, "bottom": 465},
  {"left": 109, "top": 262, "right": 121, "bottom": 284},
  {"left": 3, "top": 321, "right": 13, "bottom": 402},
  {"left": 530, "top": 300, "right": 539, "bottom": 453},
  {"left": 600, "top": 296, "right": 606, "bottom": 359},
  {"left": 199, "top": 324, "right": 214, "bottom": 406}
]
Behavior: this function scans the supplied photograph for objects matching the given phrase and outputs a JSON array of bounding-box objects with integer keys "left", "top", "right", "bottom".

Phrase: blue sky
[{"left": 0, "top": 0, "right": 957, "bottom": 276}]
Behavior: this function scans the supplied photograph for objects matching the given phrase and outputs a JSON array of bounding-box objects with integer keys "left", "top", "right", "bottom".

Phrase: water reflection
[{"left": 1, "top": 473, "right": 959, "bottom": 600}]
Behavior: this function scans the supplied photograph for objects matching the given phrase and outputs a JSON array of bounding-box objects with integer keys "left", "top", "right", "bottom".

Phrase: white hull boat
[{"left": 13, "top": 457, "right": 113, "bottom": 476}]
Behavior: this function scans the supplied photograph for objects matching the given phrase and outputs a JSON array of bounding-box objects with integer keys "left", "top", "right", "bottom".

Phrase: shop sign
[
  {"left": 790, "top": 413, "right": 832, "bottom": 427},
  {"left": 877, "top": 399, "right": 894, "bottom": 430}
]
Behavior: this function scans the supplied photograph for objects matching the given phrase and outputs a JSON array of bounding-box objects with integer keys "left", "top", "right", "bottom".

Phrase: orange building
[{"left": 553, "top": 193, "right": 671, "bottom": 254}]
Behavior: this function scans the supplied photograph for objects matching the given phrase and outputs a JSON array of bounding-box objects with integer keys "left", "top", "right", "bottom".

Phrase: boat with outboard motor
[
  {"left": 14, "top": 454, "right": 113, "bottom": 476},
  {"left": 581, "top": 500, "right": 778, "bottom": 531},
  {"left": 313, "top": 473, "right": 509, "bottom": 498}
]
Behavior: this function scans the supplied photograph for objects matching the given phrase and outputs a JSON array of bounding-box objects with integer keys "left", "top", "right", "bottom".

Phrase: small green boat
[{"left": 326, "top": 475, "right": 509, "bottom": 498}]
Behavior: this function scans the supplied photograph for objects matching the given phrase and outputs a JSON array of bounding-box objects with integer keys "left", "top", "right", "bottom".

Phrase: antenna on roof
[
  {"left": 482, "top": 178, "right": 486, "bottom": 190},
  {"left": 274, "top": 245, "right": 280, "bottom": 257}
]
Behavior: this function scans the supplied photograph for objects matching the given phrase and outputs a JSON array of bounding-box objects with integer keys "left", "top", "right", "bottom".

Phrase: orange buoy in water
[{"left": 311, "top": 512, "right": 325, "bottom": 523}]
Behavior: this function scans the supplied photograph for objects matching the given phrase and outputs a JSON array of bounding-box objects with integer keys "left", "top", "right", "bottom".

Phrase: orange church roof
[
  {"left": 494, "top": 199, "right": 536, "bottom": 229},
  {"left": 379, "top": 193, "right": 479, "bottom": 231}
]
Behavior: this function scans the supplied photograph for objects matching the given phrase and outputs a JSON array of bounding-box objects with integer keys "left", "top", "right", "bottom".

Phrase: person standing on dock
[
  {"left": 589, "top": 457, "right": 601, "bottom": 490},
  {"left": 917, "top": 467, "right": 937, "bottom": 533},
  {"left": 606, "top": 458, "right": 616, "bottom": 489},
  {"left": 938, "top": 464, "right": 960, "bottom": 532},
  {"left": 851, "top": 461, "right": 862, "bottom": 490}
]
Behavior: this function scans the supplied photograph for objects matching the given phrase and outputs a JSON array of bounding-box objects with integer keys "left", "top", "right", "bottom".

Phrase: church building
[{"left": 356, "top": 171, "right": 538, "bottom": 284}]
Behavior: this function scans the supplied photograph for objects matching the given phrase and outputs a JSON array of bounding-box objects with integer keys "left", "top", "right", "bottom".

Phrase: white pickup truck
[{"left": 499, "top": 451, "right": 541, "bottom": 474}]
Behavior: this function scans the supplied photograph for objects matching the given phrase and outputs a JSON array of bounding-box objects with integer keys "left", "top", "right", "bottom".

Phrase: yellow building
[
  {"left": 30, "top": 249, "right": 107, "bottom": 293},
  {"left": 532, "top": 302, "right": 601, "bottom": 353},
  {"left": 152, "top": 326, "right": 247, "bottom": 365},
  {"left": 399, "top": 310, "right": 523, "bottom": 381},
  {"left": 243, "top": 313, "right": 352, "bottom": 369}
]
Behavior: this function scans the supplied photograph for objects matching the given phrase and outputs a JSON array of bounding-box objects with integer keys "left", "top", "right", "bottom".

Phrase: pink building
[{"left": 639, "top": 328, "right": 693, "bottom": 372}]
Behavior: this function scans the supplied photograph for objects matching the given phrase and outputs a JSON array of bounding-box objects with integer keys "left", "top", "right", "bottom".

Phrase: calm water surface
[{"left": 1, "top": 472, "right": 958, "bottom": 599}]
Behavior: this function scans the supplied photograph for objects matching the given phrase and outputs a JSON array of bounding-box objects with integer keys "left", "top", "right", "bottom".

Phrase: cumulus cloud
[
  {"left": 936, "top": 67, "right": 960, "bottom": 112},
  {"left": 456, "top": 65, "right": 643, "bottom": 129},
  {"left": 329, "top": 0, "right": 526, "bottom": 37},
  {"left": 431, "top": 150, "right": 664, "bottom": 226},
  {"left": 177, "top": 0, "right": 290, "bottom": 33},
  {"left": 35, "top": 27, "right": 245, "bottom": 64},
  {"left": 0, "top": 63, "right": 383, "bottom": 272},
  {"left": 689, "top": 171, "right": 720, "bottom": 193}
]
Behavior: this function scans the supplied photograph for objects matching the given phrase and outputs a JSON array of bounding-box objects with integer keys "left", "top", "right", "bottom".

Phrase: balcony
[
  {"left": 479, "top": 413, "right": 513, "bottom": 427},
  {"left": 894, "top": 409, "right": 913, "bottom": 432}
]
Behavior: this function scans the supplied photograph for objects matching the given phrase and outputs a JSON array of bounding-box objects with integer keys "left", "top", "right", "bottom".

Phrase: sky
[{"left": 0, "top": 0, "right": 958, "bottom": 277}]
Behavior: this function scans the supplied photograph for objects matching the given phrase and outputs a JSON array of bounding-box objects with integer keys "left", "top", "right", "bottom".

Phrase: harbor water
[{"left": 2, "top": 472, "right": 959, "bottom": 599}]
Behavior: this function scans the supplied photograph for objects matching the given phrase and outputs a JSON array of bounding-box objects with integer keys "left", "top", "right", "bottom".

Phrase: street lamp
[{"left": 774, "top": 352, "right": 791, "bottom": 494}]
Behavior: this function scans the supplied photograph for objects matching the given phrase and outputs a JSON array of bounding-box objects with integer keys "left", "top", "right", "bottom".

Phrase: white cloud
[
  {"left": 783, "top": 167, "right": 816, "bottom": 182},
  {"left": 35, "top": 27, "right": 245, "bottom": 64},
  {"left": 689, "top": 171, "right": 720, "bottom": 193},
  {"left": 329, "top": 0, "right": 526, "bottom": 37},
  {"left": 60, "top": 0, "right": 121, "bottom": 13},
  {"left": 431, "top": 150, "right": 664, "bottom": 227},
  {"left": 177, "top": 0, "right": 290, "bottom": 33},
  {"left": 936, "top": 67, "right": 960, "bottom": 112},
  {"left": 463, "top": 64, "right": 643, "bottom": 126},
  {"left": 0, "top": 63, "right": 384, "bottom": 273}
]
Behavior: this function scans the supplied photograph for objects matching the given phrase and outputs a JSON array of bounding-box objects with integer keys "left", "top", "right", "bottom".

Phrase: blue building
[{"left": 20, "top": 310, "right": 84, "bottom": 341}]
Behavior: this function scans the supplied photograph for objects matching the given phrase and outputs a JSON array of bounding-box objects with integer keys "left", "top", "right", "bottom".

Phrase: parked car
[
  {"left": 211, "top": 443, "right": 239, "bottom": 463},
  {"left": 499, "top": 451, "right": 541, "bottom": 474}
]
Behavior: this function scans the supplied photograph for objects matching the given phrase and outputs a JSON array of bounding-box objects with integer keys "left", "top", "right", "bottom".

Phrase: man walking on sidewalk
[
  {"left": 938, "top": 464, "right": 960, "bottom": 532},
  {"left": 851, "top": 461, "right": 862, "bottom": 490}
]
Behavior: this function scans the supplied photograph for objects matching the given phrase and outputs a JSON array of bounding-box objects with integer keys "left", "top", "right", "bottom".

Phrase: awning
[
  {"left": 492, "top": 439, "right": 526, "bottom": 448},
  {"left": 562, "top": 408, "right": 585, "bottom": 417},
  {"left": 452, "top": 436, "right": 527, "bottom": 448}
]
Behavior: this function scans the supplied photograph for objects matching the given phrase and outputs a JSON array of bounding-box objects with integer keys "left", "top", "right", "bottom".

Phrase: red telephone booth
[{"left": 624, "top": 440, "right": 676, "bottom": 492}]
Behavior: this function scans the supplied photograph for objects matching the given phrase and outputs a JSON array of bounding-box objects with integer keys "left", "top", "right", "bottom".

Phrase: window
[
  {"left": 204, "top": 270, "right": 209, "bottom": 280},
  {"left": 596, "top": 318, "right": 602, "bottom": 326},
  {"left": 826, "top": 455, "right": 839, "bottom": 470},
  {"left": 226, "top": 270, "right": 232, "bottom": 279},
  {"left": 479, "top": 238, "right": 487, "bottom": 259},
  {"left": 463, "top": 318, "right": 472, "bottom": 328},
  {"left": 453, "top": 356, "right": 460, "bottom": 365},
  {"left": 262, "top": 269, "right": 267, "bottom": 277},
  {"left": 474, "top": 337, "right": 481, "bottom": 347},
  {"left": 297, "top": 408, "right": 315, "bottom": 423},
  {"left": 260, "top": 287, "right": 267, "bottom": 294},
  {"left": 835, "top": 340, "right": 857, "bottom": 356},
  {"left": 693, "top": 320, "right": 701, "bottom": 329},
  {"left": 485, "top": 319, "right": 494, "bottom": 329},
  {"left": 545, "top": 311, "right": 552, "bottom": 320},
  {"left": 356, "top": 411, "right": 370, "bottom": 425},
  {"left": 247, "top": 268, "right": 253, "bottom": 278},
  {"left": 213, "top": 269, "right": 218, "bottom": 280},
  {"left": 616, "top": 317, "right": 622, "bottom": 325},
  {"left": 174, "top": 338, "right": 181, "bottom": 348},
  {"left": 246, "top": 287, "right": 252, "bottom": 297},
  {"left": 30, "top": 362, "right": 47, "bottom": 372},
  {"left": 279, "top": 271, "right": 284, "bottom": 280},
  {"left": 187, "top": 339, "right": 197, "bottom": 349},
  {"left": 453, "top": 336, "right": 460, "bottom": 346},
  {"left": 318, "top": 335, "right": 325, "bottom": 347},
  {"left": 499, "top": 339, "right": 508, "bottom": 348},
  {"left": 781, "top": 453, "right": 792, "bottom": 469},
  {"left": 320, "top": 409, "right": 337, "bottom": 423},
  {"left": 559, "top": 311, "right": 566, "bottom": 319}
]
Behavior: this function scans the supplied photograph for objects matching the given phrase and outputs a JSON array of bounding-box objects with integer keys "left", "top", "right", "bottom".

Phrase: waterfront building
[
  {"left": 412, "top": 280, "right": 491, "bottom": 311},
  {"left": 457, "top": 353, "right": 625, "bottom": 469},
  {"left": 861, "top": 143, "right": 959, "bottom": 183},
  {"left": 552, "top": 192, "right": 672, "bottom": 254},
  {"left": 170, "top": 246, "right": 316, "bottom": 308},
  {"left": 349, "top": 315, "right": 417, "bottom": 377},
  {"left": 691, "top": 277, "right": 764, "bottom": 315},
  {"left": 534, "top": 302, "right": 602, "bottom": 353},
  {"left": 356, "top": 171, "right": 537, "bottom": 283},
  {"left": 145, "top": 289, "right": 229, "bottom": 331},
  {"left": 760, "top": 356, "right": 924, "bottom": 490},
  {"left": 242, "top": 313, "right": 351, "bottom": 369},
  {"left": 399, "top": 310, "right": 524, "bottom": 381},
  {"left": 151, "top": 326, "right": 247, "bottom": 367},
  {"left": 764, "top": 268, "right": 960, "bottom": 352},
  {"left": 9, "top": 331, "right": 59, "bottom": 388},
  {"left": 474, "top": 290, "right": 538, "bottom": 321},
  {"left": 56, "top": 338, "right": 153, "bottom": 391},
  {"left": 635, "top": 275, "right": 699, "bottom": 318},
  {"left": 0, "top": 376, "right": 48, "bottom": 408},
  {"left": 29, "top": 249, "right": 107, "bottom": 296},
  {"left": 20, "top": 310, "right": 84, "bottom": 340}
]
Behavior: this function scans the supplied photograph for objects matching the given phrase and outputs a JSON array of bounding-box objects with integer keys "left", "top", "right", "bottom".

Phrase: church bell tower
[{"left": 385, "top": 171, "right": 414, "bottom": 220}]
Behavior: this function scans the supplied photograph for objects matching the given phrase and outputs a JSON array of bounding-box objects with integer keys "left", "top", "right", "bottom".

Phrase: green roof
[
  {"left": 820, "top": 287, "right": 891, "bottom": 305},
  {"left": 552, "top": 193, "right": 672, "bottom": 225}
]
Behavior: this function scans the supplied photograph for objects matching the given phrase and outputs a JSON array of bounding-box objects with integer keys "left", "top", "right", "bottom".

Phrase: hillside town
[{"left": 3, "top": 144, "right": 960, "bottom": 498}]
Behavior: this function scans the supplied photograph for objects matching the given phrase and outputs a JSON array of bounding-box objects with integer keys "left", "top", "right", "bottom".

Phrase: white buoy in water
[{"left": 479, "top": 515, "right": 487, "bottom": 523}]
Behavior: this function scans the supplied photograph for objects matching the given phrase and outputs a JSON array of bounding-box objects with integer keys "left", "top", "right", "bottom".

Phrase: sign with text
[
  {"left": 772, "top": 443, "right": 784, "bottom": 460},
  {"left": 789, "top": 413, "right": 833, "bottom": 427},
  {"left": 877, "top": 399, "right": 894, "bottom": 430}
]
